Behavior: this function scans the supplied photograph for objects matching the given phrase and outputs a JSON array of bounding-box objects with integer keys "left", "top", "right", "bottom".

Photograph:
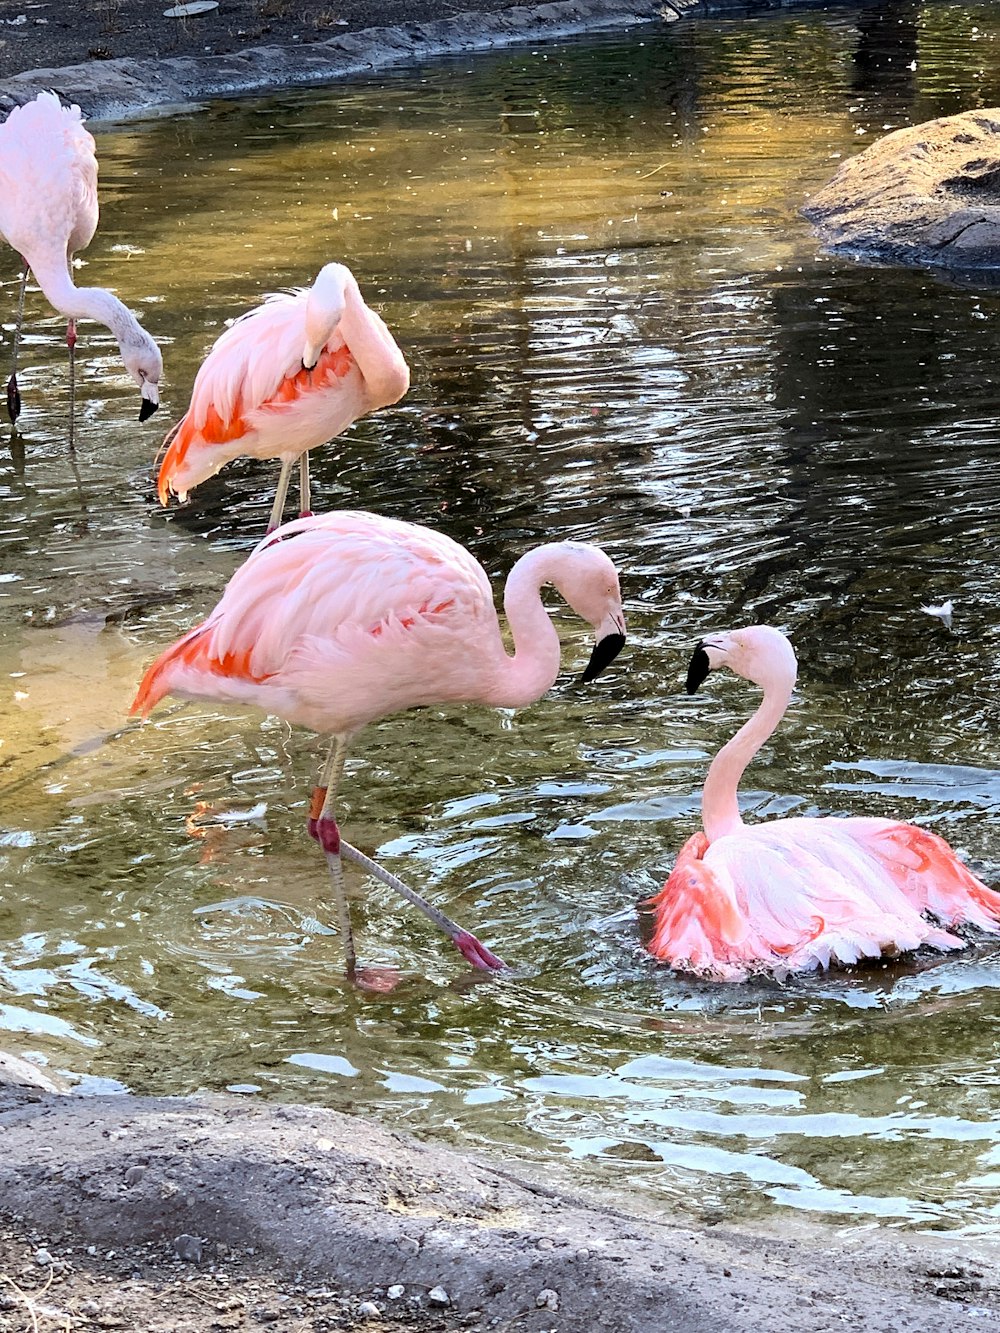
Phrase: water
[{"left": 4, "top": 1, "right": 1000, "bottom": 1233}]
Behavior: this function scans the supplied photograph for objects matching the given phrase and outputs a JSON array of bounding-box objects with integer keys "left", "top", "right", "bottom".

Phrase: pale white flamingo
[
  {"left": 157, "top": 263, "right": 409, "bottom": 531},
  {"left": 648, "top": 626, "right": 1000, "bottom": 979},
  {"left": 132, "top": 510, "right": 627, "bottom": 976},
  {"left": 0, "top": 92, "right": 162, "bottom": 437}
]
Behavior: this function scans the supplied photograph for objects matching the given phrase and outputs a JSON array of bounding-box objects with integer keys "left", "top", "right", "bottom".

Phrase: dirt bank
[
  {"left": 1, "top": 1083, "right": 997, "bottom": 1332},
  {"left": 0, "top": 0, "right": 692, "bottom": 121}
]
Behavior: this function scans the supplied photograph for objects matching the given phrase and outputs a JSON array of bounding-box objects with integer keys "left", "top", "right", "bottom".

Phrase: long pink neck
[
  {"left": 702, "top": 680, "right": 792, "bottom": 843},
  {"left": 482, "top": 547, "right": 565, "bottom": 709},
  {"left": 333, "top": 277, "right": 409, "bottom": 406},
  {"left": 28, "top": 255, "right": 146, "bottom": 350}
]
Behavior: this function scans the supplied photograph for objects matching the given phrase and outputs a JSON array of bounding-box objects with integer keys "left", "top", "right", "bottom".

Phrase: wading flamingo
[
  {"left": 0, "top": 92, "right": 162, "bottom": 438},
  {"left": 132, "top": 510, "right": 626, "bottom": 976},
  {"left": 157, "top": 263, "right": 409, "bottom": 532},
  {"left": 648, "top": 626, "right": 1000, "bottom": 979}
]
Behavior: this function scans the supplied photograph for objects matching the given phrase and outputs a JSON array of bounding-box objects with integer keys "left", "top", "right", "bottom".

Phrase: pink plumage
[
  {"left": 157, "top": 263, "right": 409, "bottom": 528},
  {"left": 131, "top": 510, "right": 626, "bottom": 976},
  {"left": 0, "top": 91, "right": 162, "bottom": 421},
  {"left": 648, "top": 626, "right": 1000, "bottom": 980}
]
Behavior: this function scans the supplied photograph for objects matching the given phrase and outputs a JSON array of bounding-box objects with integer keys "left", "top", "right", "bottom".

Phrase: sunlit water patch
[{"left": 4, "top": 3, "right": 1000, "bottom": 1232}]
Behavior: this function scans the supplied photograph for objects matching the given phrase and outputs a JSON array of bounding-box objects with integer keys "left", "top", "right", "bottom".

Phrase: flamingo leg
[
  {"left": 298, "top": 451, "right": 312, "bottom": 519},
  {"left": 67, "top": 317, "right": 77, "bottom": 452},
  {"left": 338, "top": 840, "right": 507, "bottom": 972},
  {"left": 306, "top": 739, "right": 506, "bottom": 974},
  {"left": 6, "top": 261, "right": 26, "bottom": 427},
  {"left": 308, "top": 737, "right": 355, "bottom": 977},
  {"left": 266, "top": 456, "right": 295, "bottom": 534}
]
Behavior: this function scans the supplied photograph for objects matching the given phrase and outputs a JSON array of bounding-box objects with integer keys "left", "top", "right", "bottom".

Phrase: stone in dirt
[{"left": 802, "top": 108, "right": 1000, "bottom": 278}]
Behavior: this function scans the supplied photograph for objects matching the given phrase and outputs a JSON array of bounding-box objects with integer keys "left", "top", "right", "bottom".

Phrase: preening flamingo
[
  {"left": 132, "top": 510, "right": 626, "bottom": 975},
  {"left": 157, "top": 263, "right": 409, "bottom": 532},
  {"left": 0, "top": 92, "right": 162, "bottom": 437},
  {"left": 648, "top": 626, "right": 1000, "bottom": 979}
]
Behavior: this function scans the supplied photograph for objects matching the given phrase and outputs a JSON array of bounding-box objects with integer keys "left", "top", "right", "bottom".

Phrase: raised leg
[
  {"left": 338, "top": 840, "right": 507, "bottom": 972},
  {"left": 266, "top": 456, "right": 295, "bottom": 534},
  {"left": 307, "top": 738, "right": 354, "bottom": 975},
  {"left": 67, "top": 318, "right": 77, "bottom": 452},
  {"left": 6, "top": 261, "right": 27, "bottom": 427},
  {"left": 298, "top": 451, "right": 312, "bottom": 519}
]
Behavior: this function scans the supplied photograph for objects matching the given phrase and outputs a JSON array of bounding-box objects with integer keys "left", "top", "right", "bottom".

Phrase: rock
[
  {"left": 536, "top": 1288, "right": 560, "bottom": 1311},
  {"left": 357, "top": 1300, "right": 381, "bottom": 1319},
  {"left": 428, "top": 1285, "right": 450, "bottom": 1306},
  {"left": 387, "top": 1284, "right": 405, "bottom": 1299},
  {"left": 802, "top": 108, "right": 1000, "bottom": 276},
  {"left": 123, "top": 1165, "right": 147, "bottom": 1187}
]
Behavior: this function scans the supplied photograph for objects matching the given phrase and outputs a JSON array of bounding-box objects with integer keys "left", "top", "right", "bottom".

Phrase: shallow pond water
[{"left": 5, "top": 1, "right": 1000, "bottom": 1232}]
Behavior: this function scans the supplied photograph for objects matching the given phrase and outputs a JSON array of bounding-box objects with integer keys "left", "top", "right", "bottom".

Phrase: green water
[{"left": 4, "top": 2, "right": 1000, "bottom": 1233}]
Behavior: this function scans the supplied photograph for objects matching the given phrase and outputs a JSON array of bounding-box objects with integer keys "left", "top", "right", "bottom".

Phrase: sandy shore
[{"left": 2, "top": 1078, "right": 996, "bottom": 1332}]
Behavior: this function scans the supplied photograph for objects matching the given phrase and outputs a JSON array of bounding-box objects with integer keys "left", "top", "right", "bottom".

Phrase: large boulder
[{"left": 802, "top": 108, "right": 1000, "bottom": 273}]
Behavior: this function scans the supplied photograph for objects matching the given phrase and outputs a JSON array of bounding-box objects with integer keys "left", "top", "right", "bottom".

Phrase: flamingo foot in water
[
  {"left": 6, "top": 373, "right": 20, "bottom": 425},
  {"left": 452, "top": 930, "right": 507, "bottom": 972}
]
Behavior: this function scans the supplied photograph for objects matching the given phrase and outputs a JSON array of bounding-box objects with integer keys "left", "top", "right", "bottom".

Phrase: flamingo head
[
  {"left": 687, "top": 625, "right": 797, "bottom": 695},
  {"left": 545, "top": 544, "right": 626, "bottom": 683},
  {"left": 123, "top": 329, "right": 162, "bottom": 422},
  {"left": 302, "top": 263, "right": 351, "bottom": 370}
]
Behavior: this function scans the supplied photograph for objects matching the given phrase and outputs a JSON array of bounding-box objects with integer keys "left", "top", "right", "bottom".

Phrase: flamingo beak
[
  {"left": 139, "top": 395, "right": 159, "bottom": 422},
  {"left": 582, "top": 628, "right": 626, "bottom": 683},
  {"left": 686, "top": 642, "right": 712, "bottom": 694}
]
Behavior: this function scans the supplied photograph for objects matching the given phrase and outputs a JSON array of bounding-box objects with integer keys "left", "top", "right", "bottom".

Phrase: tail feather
[{"left": 130, "top": 623, "right": 209, "bottom": 717}]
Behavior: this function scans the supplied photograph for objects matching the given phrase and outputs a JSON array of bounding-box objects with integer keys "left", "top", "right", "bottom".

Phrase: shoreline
[
  {"left": 1, "top": 0, "right": 688, "bottom": 122},
  {"left": 2, "top": 1080, "right": 996, "bottom": 1332}
]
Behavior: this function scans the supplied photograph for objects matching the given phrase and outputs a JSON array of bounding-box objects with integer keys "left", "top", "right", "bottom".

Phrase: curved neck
[
  {"left": 702, "top": 680, "right": 792, "bottom": 843},
  {"left": 484, "top": 547, "right": 564, "bottom": 709},
  {"left": 28, "top": 257, "right": 143, "bottom": 351}
]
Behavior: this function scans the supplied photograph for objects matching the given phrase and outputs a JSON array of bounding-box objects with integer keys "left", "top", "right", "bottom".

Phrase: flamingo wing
[
  {"left": 131, "top": 513, "right": 497, "bottom": 734},
  {"left": 157, "top": 290, "right": 358, "bottom": 503},
  {"left": 0, "top": 93, "right": 98, "bottom": 262},
  {"left": 844, "top": 819, "right": 1000, "bottom": 932},
  {"left": 648, "top": 818, "right": 977, "bottom": 980}
]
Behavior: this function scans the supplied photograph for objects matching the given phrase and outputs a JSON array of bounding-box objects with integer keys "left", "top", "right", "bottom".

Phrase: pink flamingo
[
  {"left": 0, "top": 92, "right": 162, "bottom": 437},
  {"left": 131, "top": 510, "right": 626, "bottom": 976},
  {"left": 648, "top": 626, "right": 1000, "bottom": 979},
  {"left": 157, "top": 263, "right": 409, "bottom": 532}
]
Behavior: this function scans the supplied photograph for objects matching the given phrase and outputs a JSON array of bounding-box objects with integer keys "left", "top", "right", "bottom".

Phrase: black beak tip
[
  {"left": 581, "top": 632, "right": 626, "bottom": 684},
  {"left": 139, "top": 397, "right": 159, "bottom": 423},
  {"left": 686, "top": 643, "right": 711, "bottom": 695}
]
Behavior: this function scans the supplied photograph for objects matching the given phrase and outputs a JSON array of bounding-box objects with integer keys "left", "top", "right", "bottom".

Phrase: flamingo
[
  {"left": 0, "top": 92, "right": 162, "bottom": 439},
  {"left": 648, "top": 626, "right": 1000, "bottom": 979},
  {"left": 131, "top": 510, "right": 627, "bottom": 976},
  {"left": 156, "top": 263, "right": 409, "bottom": 532}
]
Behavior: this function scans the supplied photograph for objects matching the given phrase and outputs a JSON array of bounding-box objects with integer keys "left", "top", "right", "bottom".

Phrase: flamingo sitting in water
[
  {"left": 131, "top": 510, "right": 627, "bottom": 976},
  {"left": 648, "top": 626, "right": 1000, "bottom": 979},
  {"left": 0, "top": 92, "right": 162, "bottom": 437},
  {"left": 157, "top": 263, "right": 409, "bottom": 532}
]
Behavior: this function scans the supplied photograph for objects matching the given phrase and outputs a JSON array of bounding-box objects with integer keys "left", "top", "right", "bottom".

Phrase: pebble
[
  {"left": 123, "top": 1165, "right": 147, "bottom": 1187},
  {"left": 428, "top": 1286, "right": 451, "bottom": 1306},
  {"left": 575, "top": 1248, "right": 590, "bottom": 1262},
  {"left": 358, "top": 1301, "right": 381, "bottom": 1319},
  {"left": 33, "top": 1248, "right": 53, "bottom": 1266},
  {"left": 387, "top": 1284, "right": 405, "bottom": 1299},
  {"left": 536, "top": 1289, "right": 560, "bottom": 1312},
  {"left": 173, "top": 1234, "right": 204, "bottom": 1264},
  {"left": 398, "top": 1237, "right": 419, "bottom": 1256}
]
